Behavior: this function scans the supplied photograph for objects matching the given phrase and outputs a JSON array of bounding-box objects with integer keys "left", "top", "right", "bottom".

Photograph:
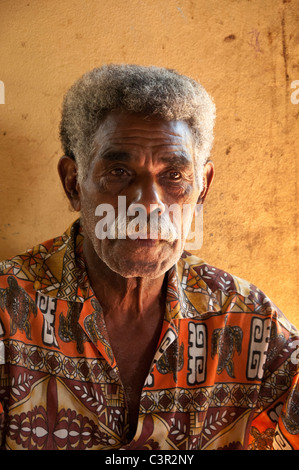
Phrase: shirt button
[{"left": 109, "top": 369, "right": 118, "bottom": 380}]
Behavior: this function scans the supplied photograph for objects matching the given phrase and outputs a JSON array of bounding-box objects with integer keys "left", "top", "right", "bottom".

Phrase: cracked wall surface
[{"left": 0, "top": 0, "right": 298, "bottom": 326}]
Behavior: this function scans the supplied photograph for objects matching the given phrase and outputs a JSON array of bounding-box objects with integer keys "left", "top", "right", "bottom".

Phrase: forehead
[{"left": 92, "top": 111, "right": 195, "bottom": 156}]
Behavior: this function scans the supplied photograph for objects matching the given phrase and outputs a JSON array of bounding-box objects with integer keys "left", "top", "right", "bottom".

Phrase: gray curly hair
[{"left": 59, "top": 64, "right": 216, "bottom": 183}]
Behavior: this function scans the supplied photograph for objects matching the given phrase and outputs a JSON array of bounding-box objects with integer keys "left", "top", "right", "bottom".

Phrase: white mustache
[{"left": 107, "top": 210, "right": 179, "bottom": 241}]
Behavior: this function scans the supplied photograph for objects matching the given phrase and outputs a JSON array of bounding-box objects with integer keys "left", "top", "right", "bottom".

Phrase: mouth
[
  {"left": 113, "top": 236, "right": 174, "bottom": 248},
  {"left": 129, "top": 238, "right": 161, "bottom": 247}
]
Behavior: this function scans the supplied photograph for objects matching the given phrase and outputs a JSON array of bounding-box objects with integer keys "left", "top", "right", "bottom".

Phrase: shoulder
[
  {"left": 180, "top": 252, "right": 259, "bottom": 293},
  {"left": 178, "top": 252, "right": 296, "bottom": 334},
  {"left": 0, "top": 220, "right": 79, "bottom": 291},
  {"left": 179, "top": 251, "right": 267, "bottom": 303},
  {"left": 0, "top": 236, "right": 63, "bottom": 288}
]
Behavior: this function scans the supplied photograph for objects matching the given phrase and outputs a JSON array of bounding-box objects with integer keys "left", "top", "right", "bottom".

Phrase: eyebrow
[
  {"left": 99, "top": 151, "right": 193, "bottom": 169},
  {"left": 100, "top": 151, "right": 132, "bottom": 162},
  {"left": 159, "top": 153, "right": 193, "bottom": 170}
]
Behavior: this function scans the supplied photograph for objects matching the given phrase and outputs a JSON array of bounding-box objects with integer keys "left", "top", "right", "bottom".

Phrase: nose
[{"left": 129, "top": 175, "right": 166, "bottom": 216}]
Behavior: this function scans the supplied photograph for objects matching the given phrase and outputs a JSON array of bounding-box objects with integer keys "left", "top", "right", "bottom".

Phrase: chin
[
  {"left": 107, "top": 262, "right": 170, "bottom": 279},
  {"left": 99, "top": 239, "right": 184, "bottom": 279}
]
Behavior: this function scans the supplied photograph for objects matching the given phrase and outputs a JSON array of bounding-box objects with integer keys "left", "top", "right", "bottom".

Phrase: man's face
[{"left": 77, "top": 111, "right": 204, "bottom": 278}]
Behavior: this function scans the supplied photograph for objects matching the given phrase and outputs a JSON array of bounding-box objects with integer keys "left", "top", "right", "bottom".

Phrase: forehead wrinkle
[
  {"left": 159, "top": 153, "right": 193, "bottom": 169},
  {"left": 91, "top": 115, "right": 196, "bottom": 168},
  {"left": 94, "top": 119, "right": 192, "bottom": 143},
  {"left": 102, "top": 128, "right": 189, "bottom": 138},
  {"left": 95, "top": 133, "right": 189, "bottom": 148},
  {"left": 93, "top": 134, "right": 187, "bottom": 160},
  {"left": 99, "top": 151, "right": 132, "bottom": 162},
  {"left": 94, "top": 146, "right": 194, "bottom": 168},
  {"left": 93, "top": 136, "right": 193, "bottom": 162}
]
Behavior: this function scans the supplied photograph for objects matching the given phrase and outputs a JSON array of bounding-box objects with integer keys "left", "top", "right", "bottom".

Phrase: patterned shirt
[{"left": 0, "top": 219, "right": 298, "bottom": 450}]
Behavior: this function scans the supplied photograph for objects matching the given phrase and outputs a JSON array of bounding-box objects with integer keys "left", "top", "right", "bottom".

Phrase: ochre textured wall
[{"left": 0, "top": 0, "right": 298, "bottom": 326}]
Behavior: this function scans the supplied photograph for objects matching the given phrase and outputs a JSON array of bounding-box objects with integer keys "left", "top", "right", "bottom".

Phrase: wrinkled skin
[{"left": 58, "top": 111, "right": 214, "bottom": 439}]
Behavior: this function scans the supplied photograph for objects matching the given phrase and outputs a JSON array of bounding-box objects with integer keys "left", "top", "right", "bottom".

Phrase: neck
[{"left": 83, "top": 239, "right": 167, "bottom": 317}]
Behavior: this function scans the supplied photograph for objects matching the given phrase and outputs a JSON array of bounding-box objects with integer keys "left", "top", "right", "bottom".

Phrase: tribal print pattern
[{"left": 0, "top": 220, "right": 298, "bottom": 450}]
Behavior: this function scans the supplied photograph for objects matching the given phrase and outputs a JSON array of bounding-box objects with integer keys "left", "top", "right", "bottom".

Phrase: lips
[{"left": 129, "top": 238, "right": 160, "bottom": 247}]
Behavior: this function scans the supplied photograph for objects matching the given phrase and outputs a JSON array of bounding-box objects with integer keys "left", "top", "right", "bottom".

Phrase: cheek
[
  {"left": 80, "top": 193, "right": 96, "bottom": 218},
  {"left": 80, "top": 181, "right": 104, "bottom": 214},
  {"left": 79, "top": 191, "right": 101, "bottom": 238}
]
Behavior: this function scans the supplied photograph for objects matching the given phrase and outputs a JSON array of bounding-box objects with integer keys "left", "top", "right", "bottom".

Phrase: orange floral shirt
[{"left": 0, "top": 220, "right": 298, "bottom": 450}]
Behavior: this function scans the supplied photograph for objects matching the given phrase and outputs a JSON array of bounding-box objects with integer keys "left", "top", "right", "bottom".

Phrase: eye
[
  {"left": 110, "top": 168, "right": 128, "bottom": 176},
  {"left": 167, "top": 171, "right": 182, "bottom": 180}
]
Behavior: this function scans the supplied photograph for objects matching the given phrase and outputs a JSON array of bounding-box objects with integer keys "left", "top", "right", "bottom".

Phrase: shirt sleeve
[
  {"left": 273, "top": 370, "right": 299, "bottom": 450},
  {"left": 249, "top": 311, "right": 299, "bottom": 450}
]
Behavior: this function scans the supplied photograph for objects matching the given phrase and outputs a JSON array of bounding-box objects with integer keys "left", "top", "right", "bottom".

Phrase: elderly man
[{"left": 0, "top": 65, "right": 298, "bottom": 451}]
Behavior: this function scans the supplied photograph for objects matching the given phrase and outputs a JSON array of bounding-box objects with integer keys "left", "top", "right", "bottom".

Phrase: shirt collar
[
  {"left": 33, "top": 219, "right": 221, "bottom": 317},
  {"left": 33, "top": 219, "right": 89, "bottom": 302}
]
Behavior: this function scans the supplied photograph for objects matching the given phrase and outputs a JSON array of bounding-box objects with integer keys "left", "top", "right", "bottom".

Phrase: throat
[
  {"left": 102, "top": 284, "right": 167, "bottom": 440},
  {"left": 82, "top": 238, "right": 168, "bottom": 439},
  {"left": 84, "top": 243, "right": 167, "bottom": 317}
]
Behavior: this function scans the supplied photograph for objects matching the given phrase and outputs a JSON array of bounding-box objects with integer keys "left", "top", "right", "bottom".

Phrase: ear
[
  {"left": 57, "top": 156, "right": 81, "bottom": 211},
  {"left": 197, "top": 161, "right": 215, "bottom": 204}
]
